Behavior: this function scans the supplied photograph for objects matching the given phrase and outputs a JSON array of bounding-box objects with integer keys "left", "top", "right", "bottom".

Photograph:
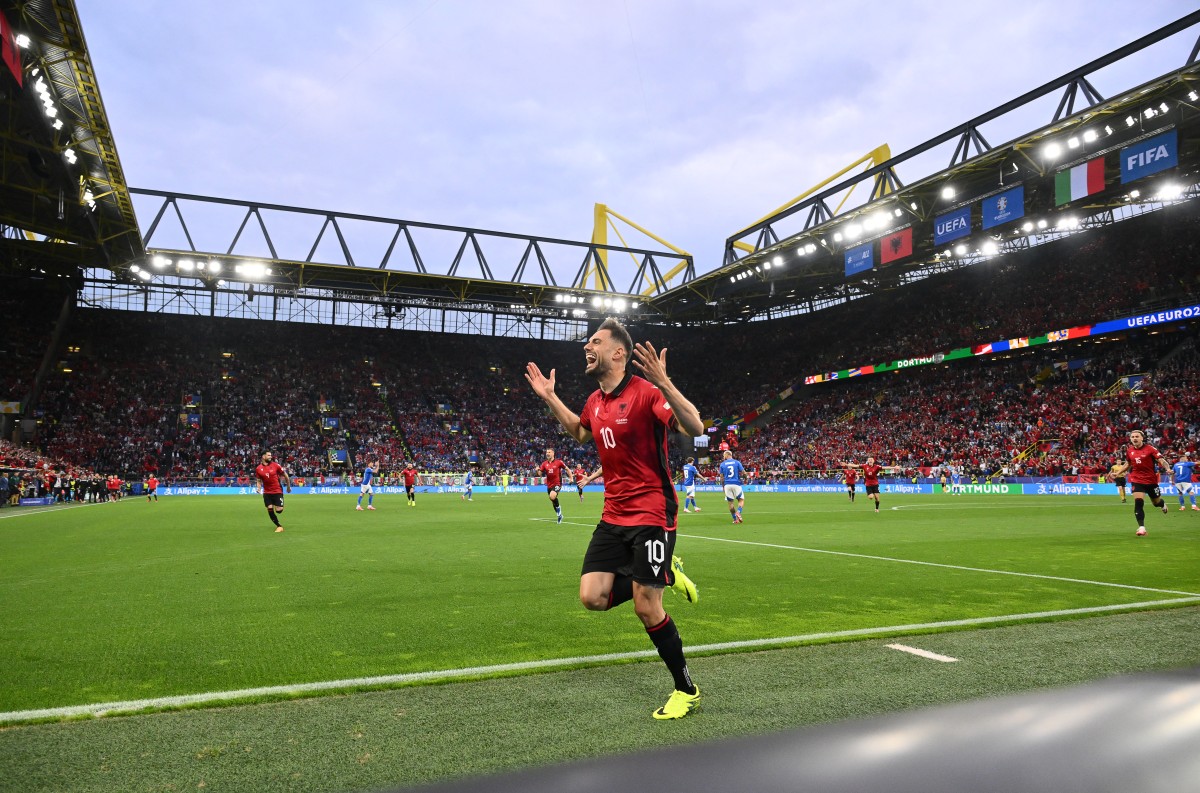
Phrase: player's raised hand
[
  {"left": 525, "top": 362, "right": 557, "bottom": 401},
  {"left": 632, "top": 341, "right": 670, "bottom": 386}
]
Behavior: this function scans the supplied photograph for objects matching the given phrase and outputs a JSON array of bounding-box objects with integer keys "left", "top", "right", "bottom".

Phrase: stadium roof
[
  {"left": 0, "top": 0, "right": 142, "bottom": 276},
  {"left": 4, "top": 4, "right": 1200, "bottom": 329},
  {"left": 658, "top": 11, "right": 1200, "bottom": 323}
]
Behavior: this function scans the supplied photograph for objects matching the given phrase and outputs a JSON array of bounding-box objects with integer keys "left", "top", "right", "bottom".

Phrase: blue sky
[{"left": 77, "top": 1, "right": 1195, "bottom": 283}]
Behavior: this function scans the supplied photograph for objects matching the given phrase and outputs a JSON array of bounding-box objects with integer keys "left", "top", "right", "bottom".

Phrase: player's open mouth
[{"left": 585, "top": 354, "right": 596, "bottom": 364}]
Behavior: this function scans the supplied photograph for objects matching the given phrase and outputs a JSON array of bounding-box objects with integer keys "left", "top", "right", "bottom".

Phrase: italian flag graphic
[{"left": 1054, "top": 157, "right": 1105, "bottom": 205}]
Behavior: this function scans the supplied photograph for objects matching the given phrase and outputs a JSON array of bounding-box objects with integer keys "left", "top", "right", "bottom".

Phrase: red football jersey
[
  {"left": 844, "top": 468, "right": 858, "bottom": 485},
  {"left": 147, "top": 477, "right": 159, "bottom": 489},
  {"left": 574, "top": 466, "right": 586, "bottom": 484},
  {"left": 540, "top": 458, "right": 568, "bottom": 488},
  {"left": 862, "top": 464, "right": 883, "bottom": 486},
  {"left": 1125, "top": 444, "right": 1163, "bottom": 486},
  {"left": 578, "top": 373, "right": 678, "bottom": 528},
  {"left": 401, "top": 467, "right": 418, "bottom": 486},
  {"left": 255, "top": 462, "right": 285, "bottom": 494}
]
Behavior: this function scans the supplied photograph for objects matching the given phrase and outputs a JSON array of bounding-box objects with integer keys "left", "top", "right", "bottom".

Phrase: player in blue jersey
[
  {"left": 356, "top": 460, "right": 378, "bottom": 511},
  {"left": 462, "top": 469, "right": 474, "bottom": 502},
  {"left": 719, "top": 450, "right": 746, "bottom": 524},
  {"left": 1173, "top": 453, "right": 1197, "bottom": 511},
  {"left": 681, "top": 457, "right": 706, "bottom": 513}
]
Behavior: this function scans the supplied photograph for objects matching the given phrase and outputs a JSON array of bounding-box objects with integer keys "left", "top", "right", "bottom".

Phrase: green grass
[
  {"left": 2, "top": 492, "right": 1197, "bottom": 716},
  {"left": 2, "top": 492, "right": 1200, "bottom": 791}
]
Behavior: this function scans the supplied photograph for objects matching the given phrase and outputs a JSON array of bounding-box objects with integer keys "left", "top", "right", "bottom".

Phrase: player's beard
[{"left": 585, "top": 356, "right": 608, "bottom": 380}]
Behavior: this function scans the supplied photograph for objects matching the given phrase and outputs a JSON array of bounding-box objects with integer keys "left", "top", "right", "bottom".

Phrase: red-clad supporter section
[{"left": 0, "top": 202, "right": 1198, "bottom": 488}]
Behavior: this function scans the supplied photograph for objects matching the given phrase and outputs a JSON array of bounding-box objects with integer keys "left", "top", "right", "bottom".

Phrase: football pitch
[{"left": 2, "top": 491, "right": 1199, "bottom": 790}]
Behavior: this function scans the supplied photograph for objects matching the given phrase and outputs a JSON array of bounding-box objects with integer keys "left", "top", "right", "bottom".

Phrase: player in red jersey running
[
  {"left": 401, "top": 461, "right": 419, "bottom": 507},
  {"left": 526, "top": 317, "right": 704, "bottom": 720},
  {"left": 145, "top": 474, "right": 159, "bottom": 502},
  {"left": 1111, "top": 430, "right": 1172, "bottom": 536},
  {"left": 573, "top": 463, "right": 589, "bottom": 502},
  {"left": 253, "top": 451, "right": 292, "bottom": 533},
  {"left": 539, "top": 449, "right": 569, "bottom": 523},
  {"left": 842, "top": 466, "right": 858, "bottom": 502},
  {"left": 840, "top": 457, "right": 900, "bottom": 513}
]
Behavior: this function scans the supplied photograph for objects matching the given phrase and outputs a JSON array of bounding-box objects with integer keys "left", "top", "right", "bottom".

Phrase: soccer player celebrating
[
  {"left": 525, "top": 317, "right": 704, "bottom": 720},
  {"left": 719, "top": 450, "right": 746, "bottom": 524},
  {"left": 401, "top": 461, "right": 418, "bottom": 507},
  {"left": 539, "top": 448, "right": 569, "bottom": 524},
  {"left": 145, "top": 473, "right": 159, "bottom": 503},
  {"left": 681, "top": 456, "right": 704, "bottom": 513},
  {"left": 254, "top": 451, "right": 291, "bottom": 533},
  {"left": 1172, "top": 453, "right": 1197, "bottom": 511},
  {"left": 842, "top": 465, "right": 858, "bottom": 502},
  {"left": 462, "top": 468, "right": 474, "bottom": 502},
  {"left": 1111, "top": 430, "right": 1172, "bottom": 536},
  {"left": 841, "top": 457, "right": 900, "bottom": 513},
  {"left": 356, "top": 460, "right": 378, "bottom": 511}
]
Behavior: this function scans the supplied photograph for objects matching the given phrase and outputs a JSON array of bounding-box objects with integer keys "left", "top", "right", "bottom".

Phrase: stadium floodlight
[
  {"left": 151, "top": 255, "right": 170, "bottom": 268},
  {"left": 1067, "top": 137, "right": 1080, "bottom": 149},
  {"left": 940, "top": 186, "right": 955, "bottom": 200},
  {"left": 1129, "top": 189, "right": 1140, "bottom": 199},
  {"left": 602, "top": 298, "right": 612, "bottom": 309},
  {"left": 136, "top": 270, "right": 151, "bottom": 281},
  {"left": 14, "top": 34, "right": 29, "bottom": 48},
  {"left": 572, "top": 309, "right": 587, "bottom": 318},
  {"left": 1036, "top": 219, "right": 1048, "bottom": 229},
  {"left": 953, "top": 244, "right": 967, "bottom": 256},
  {"left": 196, "top": 261, "right": 206, "bottom": 272},
  {"left": 207, "top": 260, "right": 221, "bottom": 274},
  {"left": 763, "top": 262, "right": 772, "bottom": 270},
  {"left": 1144, "top": 107, "right": 1156, "bottom": 119},
  {"left": 613, "top": 298, "right": 626, "bottom": 312},
  {"left": 893, "top": 208, "right": 903, "bottom": 217},
  {"left": 1190, "top": 91, "right": 1199, "bottom": 102},
  {"left": 1125, "top": 115, "right": 1136, "bottom": 127},
  {"left": 1103, "top": 125, "right": 1114, "bottom": 136},
  {"left": 217, "top": 279, "right": 227, "bottom": 288},
  {"left": 554, "top": 294, "right": 563, "bottom": 303},
  {"left": 44, "top": 105, "right": 57, "bottom": 118},
  {"left": 1157, "top": 183, "right": 1183, "bottom": 200},
  {"left": 1082, "top": 129, "right": 1098, "bottom": 143},
  {"left": 832, "top": 232, "right": 843, "bottom": 243},
  {"left": 63, "top": 148, "right": 76, "bottom": 164},
  {"left": 1022, "top": 221, "right": 1034, "bottom": 233},
  {"left": 178, "top": 259, "right": 194, "bottom": 271},
  {"left": 1042, "top": 142, "right": 1062, "bottom": 160},
  {"left": 982, "top": 240, "right": 999, "bottom": 255},
  {"left": 805, "top": 243, "right": 817, "bottom": 254},
  {"left": 1159, "top": 102, "right": 1169, "bottom": 114},
  {"left": 52, "top": 119, "right": 62, "bottom": 130},
  {"left": 845, "top": 224, "right": 862, "bottom": 239},
  {"left": 729, "top": 276, "right": 736, "bottom": 283},
  {"left": 239, "top": 261, "right": 267, "bottom": 279},
  {"left": 631, "top": 302, "right": 639, "bottom": 309},
  {"left": 772, "top": 256, "right": 782, "bottom": 267},
  {"left": 130, "top": 264, "right": 141, "bottom": 274},
  {"left": 1059, "top": 216, "right": 1079, "bottom": 230},
  {"left": 591, "top": 296, "right": 602, "bottom": 308}
]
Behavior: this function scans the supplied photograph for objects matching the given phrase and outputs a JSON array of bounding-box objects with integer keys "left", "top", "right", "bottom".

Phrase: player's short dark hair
[{"left": 598, "top": 317, "right": 633, "bottom": 356}]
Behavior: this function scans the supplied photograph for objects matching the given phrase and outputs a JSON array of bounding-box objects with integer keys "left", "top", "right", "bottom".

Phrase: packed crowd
[
  {"left": 721, "top": 332, "right": 1200, "bottom": 481},
  {"left": 2, "top": 203, "right": 1198, "bottom": 484}
]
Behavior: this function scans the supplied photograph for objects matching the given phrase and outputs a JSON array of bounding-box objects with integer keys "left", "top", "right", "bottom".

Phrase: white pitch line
[
  {"left": 680, "top": 534, "right": 1200, "bottom": 598},
  {"left": 887, "top": 643, "right": 958, "bottom": 662},
  {"left": 0, "top": 500, "right": 128, "bottom": 521},
  {"left": 2, "top": 595, "right": 1195, "bottom": 725}
]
